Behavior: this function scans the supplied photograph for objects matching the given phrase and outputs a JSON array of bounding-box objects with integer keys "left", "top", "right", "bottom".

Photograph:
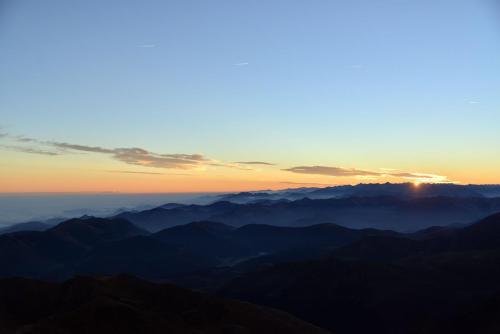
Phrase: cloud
[
  {"left": 106, "top": 170, "right": 163, "bottom": 175},
  {"left": 283, "top": 165, "right": 452, "bottom": 184},
  {"left": 390, "top": 172, "right": 433, "bottom": 179},
  {"left": 0, "top": 132, "right": 236, "bottom": 171},
  {"left": 283, "top": 166, "right": 381, "bottom": 177},
  {"left": 234, "top": 62, "right": 249, "bottom": 66},
  {"left": 112, "top": 149, "right": 208, "bottom": 169},
  {"left": 278, "top": 181, "right": 331, "bottom": 187},
  {"left": 137, "top": 44, "right": 156, "bottom": 48},
  {"left": 390, "top": 172, "right": 450, "bottom": 183},
  {"left": 106, "top": 170, "right": 192, "bottom": 176},
  {"left": 468, "top": 100, "right": 480, "bottom": 104},
  {"left": 50, "top": 142, "right": 114, "bottom": 154},
  {"left": 1, "top": 145, "right": 61, "bottom": 156},
  {"left": 235, "top": 161, "right": 275, "bottom": 166},
  {"left": 45, "top": 142, "right": 208, "bottom": 169}
]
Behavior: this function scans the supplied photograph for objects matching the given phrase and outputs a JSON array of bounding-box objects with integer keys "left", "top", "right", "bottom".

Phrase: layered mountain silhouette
[
  {"left": 214, "top": 183, "right": 500, "bottom": 203},
  {"left": 0, "top": 275, "right": 330, "bottom": 334},
  {"left": 117, "top": 196, "right": 500, "bottom": 232},
  {"left": 0, "top": 216, "right": 398, "bottom": 280},
  {"left": 0, "top": 221, "right": 50, "bottom": 235},
  {"left": 3, "top": 187, "right": 500, "bottom": 333}
]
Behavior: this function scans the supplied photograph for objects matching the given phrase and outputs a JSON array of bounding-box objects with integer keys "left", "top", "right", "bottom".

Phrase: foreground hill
[
  {"left": 220, "top": 212, "right": 500, "bottom": 334},
  {"left": 0, "top": 275, "right": 330, "bottom": 334}
]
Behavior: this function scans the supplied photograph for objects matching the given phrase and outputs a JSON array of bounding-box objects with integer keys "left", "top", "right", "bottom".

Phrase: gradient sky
[{"left": 1, "top": 0, "right": 499, "bottom": 192}]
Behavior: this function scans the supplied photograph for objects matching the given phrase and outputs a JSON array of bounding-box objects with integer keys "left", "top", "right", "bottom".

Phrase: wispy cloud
[
  {"left": 279, "top": 181, "right": 331, "bottom": 187},
  {"left": 113, "top": 149, "right": 208, "bottom": 169},
  {"left": 235, "top": 161, "right": 275, "bottom": 166},
  {"left": 284, "top": 165, "right": 452, "bottom": 183},
  {"left": 0, "top": 132, "right": 262, "bottom": 171},
  {"left": 0, "top": 145, "right": 61, "bottom": 156},
  {"left": 137, "top": 44, "right": 156, "bottom": 48},
  {"left": 50, "top": 143, "right": 208, "bottom": 169},
  {"left": 50, "top": 142, "right": 114, "bottom": 154},
  {"left": 468, "top": 100, "right": 480, "bottom": 104},
  {"left": 106, "top": 170, "right": 179, "bottom": 176},
  {"left": 233, "top": 62, "right": 249, "bottom": 66},
  {"left": 283, "top": 166, "right": 380, "bottom": 177},
  {"left": 390, "top": 172, "right": 450, "bottom": 183}
]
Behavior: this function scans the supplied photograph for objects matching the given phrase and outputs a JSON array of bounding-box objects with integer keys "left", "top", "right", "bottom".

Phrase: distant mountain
[
  {"left": 117, "top": 196, "right": 500, "bottom": 232},
  {"left": 214, "top": 183, "right": 500, "bottom": 204},
  {"left": 0, "top": 275, "right": 330, "bottom": 334}
]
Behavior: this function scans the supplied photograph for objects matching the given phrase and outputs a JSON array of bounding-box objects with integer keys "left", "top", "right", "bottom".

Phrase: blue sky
[{"left": 1, "top": 0, "right": 499, "bottom": 191}]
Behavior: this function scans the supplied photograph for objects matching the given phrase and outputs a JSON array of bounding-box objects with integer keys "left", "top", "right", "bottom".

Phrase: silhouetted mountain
[
  {"left": 0, "top": 217, "right": 149, "bottom": 279},
  {"left": 221, "top": 212, "right": 500, "bottom": 334},
  {"left": 152, "top": 222, "right": 399, "bottom": 267},
  {"left": 331, "top": 212, "right": 500, "bottom": 262},
  {"left": 231, "top": 223, "right": 399, "bottom": 254},
  {"left": 117, "top": 196, "right": 500, "bottom": 232},
  {"left": 156, "top": 223, "right": 400, "bottom": 290},
  {"left": 0, "top": 216, "right": 401, "bottom": 281},
  {"left": 0, "top": 221, "right": 50, "bottom": 235},
  {"left": 221, "top": 251, "right": 500, "bottom": 334},
  {"left": 0, "top": 275, "right": 330, "bottom": 334},
  {"left": 73, "top": 236, "right": 215, "bottom": 279},
  {"left": 49, "top": 217, "right": 149, "bottom": 249},
  {"left": 0, "top": 230, "right": 82, "bottom": 278},
  {"left": 153, "top": 221, "right": 249, "bottom": 260}
]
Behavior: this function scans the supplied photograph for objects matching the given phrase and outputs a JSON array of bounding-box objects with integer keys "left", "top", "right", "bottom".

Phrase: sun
[{"left": 413, "top": 181, "right": 422, "bottom": 188}]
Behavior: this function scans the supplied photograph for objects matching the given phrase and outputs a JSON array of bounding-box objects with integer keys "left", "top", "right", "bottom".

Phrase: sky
[{"left": 1, "top": 0, "right": 499, "bottom": 192}]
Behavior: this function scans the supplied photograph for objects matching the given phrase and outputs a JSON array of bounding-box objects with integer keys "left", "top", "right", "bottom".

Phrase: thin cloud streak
[
  {"left": 1, "top": 145, "right": 61, "bottom": 156},
  {"left": 0, "top": 132, "right": 249, "bottom": 171},
  {"left": 279, "top": 181, "right": 332, "bottom": 187},
  {"left": 235, "top": 161, "right": 275, "bottom": 166},
  {"left": 284, "top": 165, "right": 452, "bottom": 183},
  {"left": 283, "top": 166, "right": 380, "bottom": 177},
  {"left": 105, "top": 170, "right": 190, "bottom": 176}
]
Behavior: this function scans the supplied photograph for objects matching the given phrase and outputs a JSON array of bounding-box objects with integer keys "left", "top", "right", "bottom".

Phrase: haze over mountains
[{"left": 115, "top": 183, "right": 500, "bottom": 232}]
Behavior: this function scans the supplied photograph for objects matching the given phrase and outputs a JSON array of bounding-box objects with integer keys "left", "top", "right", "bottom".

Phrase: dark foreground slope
[
  {"left": 0, "top": 275, "right": 331, "bottom": 334},
  {"left": 221, "top": 212, "right": 500, "bottom": 334}
]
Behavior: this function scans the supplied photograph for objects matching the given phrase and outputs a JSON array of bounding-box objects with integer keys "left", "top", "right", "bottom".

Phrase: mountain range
[
  {"left": 117, "top": 195, "right": 500, "bottom": 232},
  {"left": 3, "top": 183, "right": 500, "bottom": 333}
]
